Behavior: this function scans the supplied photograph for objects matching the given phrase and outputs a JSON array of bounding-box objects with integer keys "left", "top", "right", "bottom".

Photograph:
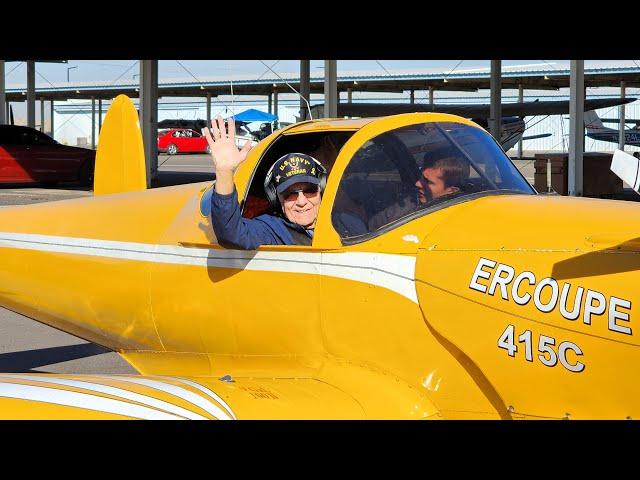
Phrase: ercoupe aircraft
[
  {"left": 311, "top": 98, "right": 635, "bottom": 151},
  {"left": 0, "top": 95, "right": 638, "bottom": 419}
]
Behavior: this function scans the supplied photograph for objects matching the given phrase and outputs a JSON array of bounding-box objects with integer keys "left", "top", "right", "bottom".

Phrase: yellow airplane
[{"left": 0, "top": 94, "right": 638, "bottom": 420}]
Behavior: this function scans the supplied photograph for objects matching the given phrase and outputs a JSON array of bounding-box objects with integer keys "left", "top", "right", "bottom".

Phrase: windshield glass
[{"left": 331, "top": 121, "right": 534, "bottom": 240}]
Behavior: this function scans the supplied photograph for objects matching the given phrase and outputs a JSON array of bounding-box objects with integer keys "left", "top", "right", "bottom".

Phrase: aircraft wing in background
[
  {"left": 311, "top": 97, "right": 636, "bottom": 119},
  {"left": 522, "top": 133, "right": 553, "bottom": 141}
]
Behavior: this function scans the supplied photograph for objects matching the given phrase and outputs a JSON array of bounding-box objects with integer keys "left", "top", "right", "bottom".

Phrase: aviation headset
[{"left": 263, "top": 153, "right": 328, "bottom": 210}]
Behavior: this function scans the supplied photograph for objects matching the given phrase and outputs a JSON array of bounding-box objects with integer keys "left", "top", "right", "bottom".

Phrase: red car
[
  {"left": 157, "top": 128, "right": 211, "bottom": 155},
  {"left": 0, "top": 125, "right": 95, "bottom": 186}
]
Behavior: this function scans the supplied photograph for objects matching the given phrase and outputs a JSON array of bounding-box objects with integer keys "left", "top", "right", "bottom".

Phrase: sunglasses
[{"left": 281, "top": 185, "right": 319, "bottom": 202}]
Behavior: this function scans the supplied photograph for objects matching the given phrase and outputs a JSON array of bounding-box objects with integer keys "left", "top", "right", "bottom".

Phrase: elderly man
[{"left": 204, "top": 116, "right": 326, "bottom": 250}]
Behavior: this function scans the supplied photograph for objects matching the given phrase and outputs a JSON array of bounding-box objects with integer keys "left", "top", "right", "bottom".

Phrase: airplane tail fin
[
  {"left": 584, "top": 110, "right": 607, "bottom": 133},
  {"left": 94, "top": 95, "right": 147, "bottom": 195},
  {"left": 611, "top": 149, "right": 640, "bottom": 193}
]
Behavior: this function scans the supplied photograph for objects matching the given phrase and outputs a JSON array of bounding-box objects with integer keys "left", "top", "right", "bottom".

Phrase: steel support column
[
  {"left": 0, "top": 60, "right": 5, "bottom": 126},
  {"left": 206, "top": 93, "right": 211, "bottom": 124},
  {"left": 98, "top": 99, "right": 102, "bottom": 133},
  {"left": 273, "top": 90, "right": 278, "bottom": 123},
  {"left": 410, "top": 90, "right": 414, "bottom": 104},
  {"left": 568, "top": 60, "right": 584, "bottom": 197},
  {"left": 324, "top": 60, "right": 338, "bottom": 118},
  {"left": 517, "top": 84, "right": 524, "bottom": 159},
  {"left": 27, "top": 60, "right": 36, "bottom": 128},
  {"left": 300, "top": 60, "right": 310, "bottom": 121},
  {"left": 91, "top": 97, "right": 96, "bottom": 149},
  {"left": 347, "top": 88, "right": 352, "bottom": 104},
  {"left": 428, "top": 86, "right": 434, "bottom": 106},
  {"left": 619, "top": 81, "right": 626, "bottom": 151},
  {"left": 140, "top": 60, "right": 158, "bottom": 186},
  {"left": 50, "top": 100, "right": 54, "bottom": 138},
  {"left": 268, "top": 92, "right": 272, "bottom": 114},
  {"left": 489, "top": 60, "right": 502, "bottom": 142},
  {"left": 40, "top": 98, "right": 44, "bottom": 132}
]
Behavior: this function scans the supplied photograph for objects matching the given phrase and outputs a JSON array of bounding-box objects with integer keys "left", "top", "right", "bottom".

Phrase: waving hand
[{"left": 203, "top": 116, "right": 253, "bottom": 194}]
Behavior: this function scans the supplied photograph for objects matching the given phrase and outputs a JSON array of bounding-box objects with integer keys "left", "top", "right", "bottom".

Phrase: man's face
[
  {"left": 415, "top": 167, "right": 459, "bottom": 204},
  {"left": 279, "top": 182, "right": 322, "bottom": 229}
]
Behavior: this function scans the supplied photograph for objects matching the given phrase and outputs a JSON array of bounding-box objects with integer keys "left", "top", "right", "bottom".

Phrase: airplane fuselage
[{"left": 587, "top": 129, "right": 640, "bottom": 146}]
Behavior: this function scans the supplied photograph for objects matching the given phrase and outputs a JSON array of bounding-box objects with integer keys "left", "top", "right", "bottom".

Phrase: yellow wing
[{"left": 0, "top": 373, "right": 397, "bottom": 419}]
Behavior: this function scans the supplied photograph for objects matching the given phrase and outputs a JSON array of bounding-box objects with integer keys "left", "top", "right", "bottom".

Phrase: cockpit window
[{"left": 331, "top": 122, "right": 534, "bottom": 241}]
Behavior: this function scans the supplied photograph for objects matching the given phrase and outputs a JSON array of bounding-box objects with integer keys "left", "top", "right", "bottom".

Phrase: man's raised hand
[{"left": 203, "top": 115, "right": 253, "bottom": 173}]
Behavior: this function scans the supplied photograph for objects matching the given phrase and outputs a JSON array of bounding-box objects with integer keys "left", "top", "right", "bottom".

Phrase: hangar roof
[{"left": 5, "top": 65, "right": 640, "bottom": 102}]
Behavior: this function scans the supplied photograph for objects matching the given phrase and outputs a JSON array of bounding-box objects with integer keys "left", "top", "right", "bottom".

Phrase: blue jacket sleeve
[{"left": 210, "top": 188, "right": 288, "bottom": 250}]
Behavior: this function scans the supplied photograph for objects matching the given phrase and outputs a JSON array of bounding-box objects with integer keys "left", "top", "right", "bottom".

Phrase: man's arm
[{"left": 210, "top": 187, "right": 287, "bottom": 250}]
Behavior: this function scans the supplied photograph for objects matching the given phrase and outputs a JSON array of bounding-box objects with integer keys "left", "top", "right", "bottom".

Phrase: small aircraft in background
[
  {"left": 311, "top": 98, "right": 635, "bottom": 150},
  {"left": 470, "top": 116, "right": 551, "bottom": 151},
  {"left": 584, "top": 110, "right": 640, "bottom": 147}
]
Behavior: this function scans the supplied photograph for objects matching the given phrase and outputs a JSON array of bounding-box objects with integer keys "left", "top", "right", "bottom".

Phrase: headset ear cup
[
  {"left": 319, "top": 173, "right": 327, "bottom": 192},
  {"left": 313, "top": 158, "right": 328, "bottom": 192},
  {"left": 265, "top": 183, "right": 276, "bottom": 209}
]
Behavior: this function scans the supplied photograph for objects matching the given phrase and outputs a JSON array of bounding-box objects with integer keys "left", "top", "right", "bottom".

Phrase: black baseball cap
[{"left": 271, "top": 153, "right": 323, "bottom": 195}]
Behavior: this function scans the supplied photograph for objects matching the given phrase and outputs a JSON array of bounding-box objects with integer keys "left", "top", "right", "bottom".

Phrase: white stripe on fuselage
[
  {"left": 101, "top": 375, "right": 235, "bottom": 420},
  {"left": 0, "top": 232, "right": 418, "bottom": 303}
]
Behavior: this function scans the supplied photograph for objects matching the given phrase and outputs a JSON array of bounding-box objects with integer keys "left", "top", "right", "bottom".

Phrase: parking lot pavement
[
  {"left": 0, "top": 186, "right": 91, "bottom": 206},
  {"left": 0, "top": 307, "right": 136, "bottom": 374}
]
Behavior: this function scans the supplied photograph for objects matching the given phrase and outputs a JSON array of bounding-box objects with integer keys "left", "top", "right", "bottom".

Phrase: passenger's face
[
  {"left": 279, "top": 182, "right": 322, "bottom": 228},
  {"left": 415, "top": 167, "right": 459, "bottom": 204}
]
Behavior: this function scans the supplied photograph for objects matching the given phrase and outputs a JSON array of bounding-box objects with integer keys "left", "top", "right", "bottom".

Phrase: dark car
[{"left": 0, "top": 125, "right": 95, "bottom": 186}]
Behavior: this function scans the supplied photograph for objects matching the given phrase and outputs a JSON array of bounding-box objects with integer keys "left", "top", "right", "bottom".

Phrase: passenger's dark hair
[{"left": 422, "top": 154, "right": 470, "bottom": 189}]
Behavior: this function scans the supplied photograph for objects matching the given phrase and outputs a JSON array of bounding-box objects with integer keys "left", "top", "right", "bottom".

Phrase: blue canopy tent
[
  {"left": 230, "top": 109, "right": 278, "bottom": 123},
  {"left": 229, "top": 109, "right": 279, "bottom": 140}
]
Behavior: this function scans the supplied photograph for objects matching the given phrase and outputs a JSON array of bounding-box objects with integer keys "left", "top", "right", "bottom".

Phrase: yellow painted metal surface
[
  {"left": 283, "top": 117, "right": 375, "bottom": 133},
  {"left": 415, "top": 195, "right": 640, "bottom": 419},
  {"left": 0, "top": 100, "right": 637, "bottom": 419},
  {"left": 93, "top": 94, "right": 147, "bottom": 195}
]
